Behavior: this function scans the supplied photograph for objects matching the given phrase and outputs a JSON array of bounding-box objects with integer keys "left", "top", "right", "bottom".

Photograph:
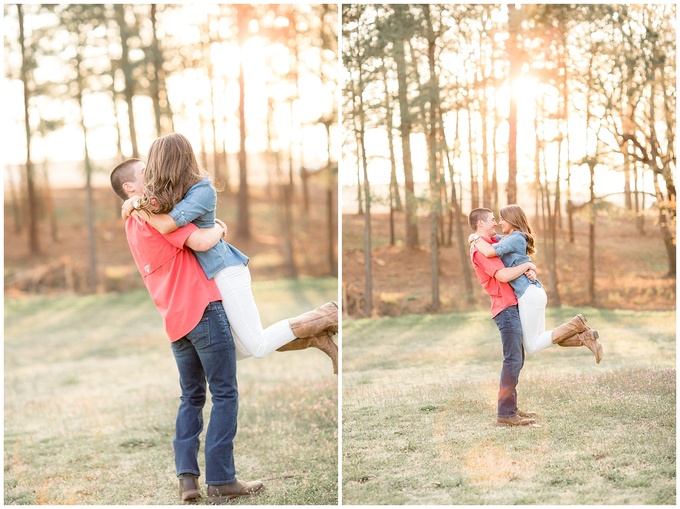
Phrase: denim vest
[
  {"left": 493, "top": 231, "right": 542, "bottom": 298},
  {"left": 169, "top": 178, "right": 249, "bottom": 279}
]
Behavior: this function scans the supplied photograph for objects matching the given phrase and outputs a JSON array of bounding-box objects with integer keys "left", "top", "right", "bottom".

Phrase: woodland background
[
  {"left": 340, "top": 6, "right": 674, "bottom": 504},
  {"left": 4, "top": 4, "right": 338, "bottom": 293},
  {"left": 341, "top": 4, "right": 675, "bottom": 317}
]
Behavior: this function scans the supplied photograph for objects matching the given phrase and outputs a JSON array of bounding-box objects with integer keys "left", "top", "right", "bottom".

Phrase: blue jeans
[
  {"left": 170, "top": 301, "right": 238, "bottom": 485},
  {"left": 492, "top": 305, "right": 525, "bottom": 418}
]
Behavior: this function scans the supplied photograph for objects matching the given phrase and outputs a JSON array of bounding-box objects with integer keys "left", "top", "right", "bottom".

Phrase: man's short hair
[
  {"left": 468, "top": 208, "right": 494, "bottom": 231},
  {"left": 110, "top": 158, "right": 142, "bottom": 201}
]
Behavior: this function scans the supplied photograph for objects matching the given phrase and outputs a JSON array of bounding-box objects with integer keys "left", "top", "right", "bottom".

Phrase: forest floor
[
  {"left": 342, "top": 206, "right": 675, "bottom": 317},
  {"left": 4, "top": 186, "right": 675, "bottom": 315},
  {"left": 5, "top": 182, "right": 337, "bottom": 295}
]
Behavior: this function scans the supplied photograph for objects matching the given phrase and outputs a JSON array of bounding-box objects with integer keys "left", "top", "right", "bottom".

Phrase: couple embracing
[
  {"left": 111, "top": 132, "right": 337, "bottom": 503},
  {"left": 468, "top": 205, "right": 603, "bottom": 427}
]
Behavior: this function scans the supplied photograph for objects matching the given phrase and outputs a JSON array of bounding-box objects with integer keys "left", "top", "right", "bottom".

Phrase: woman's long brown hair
[
  {"left": 500, "top": 204, "right": 537, "bottom": 256},
  {"left": 140, "top": 133, "right": 207, "bottom": 214}
]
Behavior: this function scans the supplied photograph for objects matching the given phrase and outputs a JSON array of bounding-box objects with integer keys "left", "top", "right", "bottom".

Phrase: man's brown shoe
[
  {"left": 516, "top": 409, "right": 538, "bottom": 418},
  {"left": 179, "top": 475, "right": 201, "bottom": 503},
  {"left": 497, "top": 415, "right": 536, "bottom": 427},
  {"left": 207, "top": 479, "right": 264, "bottom": 504}
]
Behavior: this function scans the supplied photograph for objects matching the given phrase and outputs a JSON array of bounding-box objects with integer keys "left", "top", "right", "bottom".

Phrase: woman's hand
[
  {"left": 468, "top": 233, "right": 476, "bottom": 244},
  {"left": 121, "top": 195, "right": 142, "bottom": 220},
  {"left": 524, "top": 263, "right": 537, "bottom": 281},
  {"left": 215, "top": 218, "right": 228, "bottom": 240},
  {"left": 130, "top": 208, "right": 150, "bottom": 225}
]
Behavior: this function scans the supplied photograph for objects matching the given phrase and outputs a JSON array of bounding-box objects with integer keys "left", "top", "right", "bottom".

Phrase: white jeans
[
  {"left": 214, "top": 264, "right": 296, "bottom": 360},
  {"left": 517, "top": 284, "right": 554, "bottom": 355}
]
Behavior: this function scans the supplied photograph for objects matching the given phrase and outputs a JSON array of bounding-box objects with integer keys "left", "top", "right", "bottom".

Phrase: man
[
  {"left": 468, "top": 207, "right": 537, "bottom": 427},
  {"left": 111, "top": 158, "right": 263, "bottom": 503}
]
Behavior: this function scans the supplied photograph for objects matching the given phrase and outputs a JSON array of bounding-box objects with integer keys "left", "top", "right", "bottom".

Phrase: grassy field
[
  {"left": 342, "top": 308, "right": 676, "bottom": 505},
  {"left": 4, "top": 278, "right": 338, "bottom": 505}
]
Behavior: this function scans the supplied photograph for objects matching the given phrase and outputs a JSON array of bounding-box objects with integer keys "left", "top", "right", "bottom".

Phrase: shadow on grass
[
  {"left": 342, "top": 308, "right": 675, "bottom": 505},
  {"left": 5, "top": 280, "right": 338, "bottom": 505}
]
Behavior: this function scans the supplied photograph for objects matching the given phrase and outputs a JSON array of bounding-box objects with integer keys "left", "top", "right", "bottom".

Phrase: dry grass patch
[
  {"left": 342, "top": 309, "right": 675, "bottom": 505},
  {"left": 5, "top": 278, "right": 338, "bottom": 505}
]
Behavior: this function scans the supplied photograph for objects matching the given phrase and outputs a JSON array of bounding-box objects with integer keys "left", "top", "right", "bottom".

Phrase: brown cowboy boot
[
  {"left": 178, "top": 475, "right": 201, "bottom": 503},
  {"left": 551, "top": 314, "right": 591, "bottom": 344},
  {"left": 556, "top": 329, "right": 603, "bottom": 364},
  {"left": 289, "top": 301, "right": 338, "bottom": 338},
  {"left": 207, "top": 479, "right": 264, "bottom": 504},
  {"left": 277, "top": 330, "right": 338, "bottom": 374}
]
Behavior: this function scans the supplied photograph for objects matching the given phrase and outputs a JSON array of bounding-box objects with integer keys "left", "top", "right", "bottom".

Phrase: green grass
[
  {"left": 342, "top": 308, "right": 676, "bottom": 505},
  {"left": 4, "top": 278, "right": 338, "bottom": 505}
]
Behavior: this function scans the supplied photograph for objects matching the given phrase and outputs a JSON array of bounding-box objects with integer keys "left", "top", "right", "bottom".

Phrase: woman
[
  {"left": 470, "top": 204, "right": 603, "bottom": 363},
  {"left": 122, "top": 133, "right": 338, "bottom": 372}
]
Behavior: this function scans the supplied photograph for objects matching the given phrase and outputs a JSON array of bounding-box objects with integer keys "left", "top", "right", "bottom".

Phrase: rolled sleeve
[
  {"left": 493, "top": 232, "right": 526, "bottom": 258},
  {"left": 168, "top": 180, "right": 216, "bottom": 227},
  {"left": 473, "top": 249, "right": 506, "bottom": 279},
  {"left": 163, "top": 224, "right": 198, "bottom": 249}
]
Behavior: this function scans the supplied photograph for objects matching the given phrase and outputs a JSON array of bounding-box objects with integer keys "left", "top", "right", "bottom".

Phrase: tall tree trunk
[
  {"left": 446, "top": 109, "right": 459, "bottom": 246},
  {"left": 393, "top": 18, "right": 419, "bottom": 248},
  {"left": 538, "top": 104, "right": 561, "bottom": 307},
  {"left": 547, "top": 186, "right": 562, "bottom": 307},
  {"left": 634, "top": 164, "right": 644, "bottom": 234},
  {"left": 624, "top": 165, "right": 633, "bottom": 210},
  {"left": 220, "top": 42, "right": 231, "bottom": 196},
  {"left": 425, "top": 5, "right": 440, "bottom": 311},
  {"left": 114, "top": 4, "right": 138, "bottom": 158},
  {"left": 385, "top": 94, "right": 397, "bottom": 246},
  {"left": 506, "top": 4, "right": 520, "bottom": 204},
  {"left": 555, "top": 16, "right": 567, "bottom": 230},
  {"left": 76, "top": 47, "right": 97, "bottom": 293},
  {"left": 268, "top": 93, "right": 296, "bottom": 278},
  {"left": 110, "top": 67, "right": 124, "bottom": 161},
  {"left": 8, "top": 166, "right": 22, "bottom": 234},
  {"left": 480, "top": 85, "right": 490, "bottom": 207},
  {"left": 265, "top": 97, "right": 275, "bottom": 203},
  {"left": 274, "top": 141, "right": 296, "bottom": 279},
  {"left": 150, "top": 5, "right": 173, "bottom": 135},
  {"left": 564, "top": 45, "right": 574, "bottom": 243},
  {"left": 349, "top": 79, "right": 363, "bottom": 215},
  {"left": 383, "top": 66, "right": 402, "bottom": 216},
  {"left": 325, "top": 122, "right": 337, "bottom": 277},
  {"left": 356, "top": 56, "right": 372, "bottom": 316},
  {"left": 204, "top": 33, "right": 221, "bottom": 186},
  {"left": 327, "top": 167, "right": 338, "bottom": 278},
  {"left": 354, "top": 130, "right": 363, "bottom": 216},
  {"left": 443, "top": 112, "right": 475, "bottom": 303},
  {"left": 587, "top": 160, "right": 596, "bottom": 305},
  {"left": 491, "top": 63, "right": 500, "bottom": 213},
  {"left": 586, "top": 54, "right": 597, "bottom": 306},
  {"left": 653, "top": 172, "right": 676, "bottom": 277},
  {"left": 285, "top": 101, "right": 298, "bottom": 278},
  {"left": 199, "top": 105, "right": 208, "bottom": 168},
  {"left": 534, "top": 100, "right": 541, "bottom": 220},
  {"left": 236, "top": 5, "right": 250, "bottom": 238},
  {"left": 149, "top": 5, "right": 162, "bottom": 137},
  {"left": 468, "top": 107, "right": 478, "bottom": 209},
  {"left": 289, "top": 24, "right": 307, "bottom": 212},
  {"left": 17, "top": 4, "right": 41, "bottom": 255},
  {"left": 39, "top": 159, "right": 59, "bottom": 242}
]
